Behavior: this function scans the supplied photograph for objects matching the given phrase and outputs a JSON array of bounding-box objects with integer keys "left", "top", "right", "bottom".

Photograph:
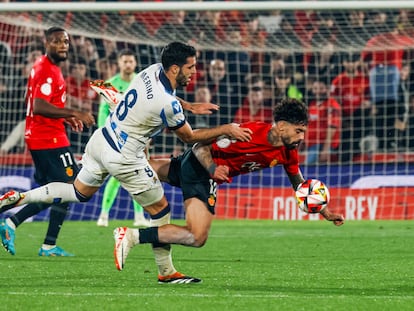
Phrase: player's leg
[
  {"left": 1, "top": 147, "right": 80, "bottom": 255},
  {"left": 97, "top": 176, "right": 121, "bottom": 227},
  {"left": 132, "top": 200, "right": 150, "bottom": 227},
  {"left": 39, "top": 203, "right": 74, "bottom": 256}
]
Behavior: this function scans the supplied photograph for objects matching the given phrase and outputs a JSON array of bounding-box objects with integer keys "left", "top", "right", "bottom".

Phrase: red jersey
[
  {"left": 331, "top": 72, "right": 369, "bottom": 117},
  {"left": 25, "top": 55, "right": 69, "bottom": 150},
  {"left": 66, "top": 76, "right": 96, "bottom": 100},
  {"left": 361, "top": 32, "right": 414, "bottom": 69},
  {"left": 210, "top": 122, "right": 300, "bottom": 181},
  {"left": 306, "top": 98, "right": 341, "bottom": 149}
]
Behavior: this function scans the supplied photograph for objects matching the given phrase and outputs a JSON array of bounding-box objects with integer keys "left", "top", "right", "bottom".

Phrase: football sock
[
  {"left": 41, "top": 244, "right": 55, "bottom": 250},
  {"left": 5, "top": 218, "right": 16, "bottom": 230},
  {"left": 10, "top": 203, "right": 50, "bottom": 227},
  {"left": 148, "top": 205, "right": 176, "bottom": 276},
  {"left": 44, "top": 203, "right": 69, "bottom": 245},
  {"left": 21, "top": 183, "right": 83, "bottom": 205},
  {"left": 101, "top": 176, "right": 120, "bottom": 213}
]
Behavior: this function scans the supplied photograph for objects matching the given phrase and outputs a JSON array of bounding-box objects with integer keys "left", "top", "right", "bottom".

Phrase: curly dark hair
[{"left": 273, "top": 98, "right": 308, "bottom": 125}]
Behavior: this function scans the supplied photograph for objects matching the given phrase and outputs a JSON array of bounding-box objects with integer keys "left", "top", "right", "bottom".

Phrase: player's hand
[
  {"left": 65, "top": 117, "right": 84, "bottom": 132},
  {"left": 188, "top": 102, "right": 219, "bottom": 115},
  {"left": 212, "top": 165, "right": 230, "bottom": 183},
  {"left": 320, "top": 208, "right": 344, "bottom": 226},
  {"left": 74, "top": 111, "right": 96, "bottom": 128},
  {"left": 226, "top": 123, "right": 252, "bottom": 142}
]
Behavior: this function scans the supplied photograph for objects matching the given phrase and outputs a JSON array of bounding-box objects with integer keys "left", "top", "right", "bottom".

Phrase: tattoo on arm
[{"left": 192, "top": 143, "right": 214, "bottom": 172}]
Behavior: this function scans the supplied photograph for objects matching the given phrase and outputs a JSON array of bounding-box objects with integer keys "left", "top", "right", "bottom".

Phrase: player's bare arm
[
  {"left": 287, "top": 172, "right": 306, "bottom": 190},
  {"left": 320, "top": 208, "right": 345, "bottom": 226},
  {"left": 33, "top": 98, "right": 95, "bottom": 127},
  {"left": 174, "top": 122, "right": 252, "bottom": 145},
  {"left": 177, "top": 96, "right": 219, "bottom": 115},
  {"left": 192, "top": 143, "right": 230, "bottom": 182}
]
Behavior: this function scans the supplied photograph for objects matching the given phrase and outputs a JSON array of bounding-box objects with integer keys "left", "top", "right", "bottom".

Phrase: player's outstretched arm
[
  {"left": 177, "top": 96, "right": 219, "bottom": 115},
  {"left": 192, "top": 143, "right": 230, "bottom": 182},
  {"left": 320, "top": 208, "right": 344, "bottom": 226},
  {"left": 175, "top": 122, "right": 252, "bottom": 145},
  {"left": 34, "top": 98, "right": 95, "bottom": 127}
]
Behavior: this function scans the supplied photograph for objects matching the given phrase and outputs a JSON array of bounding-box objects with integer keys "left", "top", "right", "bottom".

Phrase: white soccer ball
[{"left": 295, "top": 179, "right": 330, "bottom": 213}]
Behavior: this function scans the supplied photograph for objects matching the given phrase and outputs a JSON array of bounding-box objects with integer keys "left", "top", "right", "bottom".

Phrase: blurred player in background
[
  {"left": 0, "top": 42, "right": 251, "bottom": 283},
  {"left": 96, "top": 49, "right": 149, "bottom": 228},
  {"left": 113, "top": 98, "right": 344, "bottom": 281},
  {"left": 0, "top": 26, "right": 95, "bottom": 256}
]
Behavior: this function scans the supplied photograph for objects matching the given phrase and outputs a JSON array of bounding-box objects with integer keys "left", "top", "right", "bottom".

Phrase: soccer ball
[{"left": 295, "top": 179, "right": 330, "bottom": 213}]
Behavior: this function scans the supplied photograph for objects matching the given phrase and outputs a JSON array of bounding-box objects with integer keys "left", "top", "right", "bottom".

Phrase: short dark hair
[
  {"left": 118, "top": 49, "right": 136, "bottom": 58},
  {"left": 273, "top": 98, "right": 308, "bottom": 125},
  {"left": 160, "top": 42, "right": 196, "bottom": 70},
  {"left": 45, "top": 26, "right": 67, "bottom": 41}
]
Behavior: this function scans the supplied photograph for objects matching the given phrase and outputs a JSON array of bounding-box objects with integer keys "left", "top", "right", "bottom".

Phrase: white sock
[
  {"left": 41, "top": 244, "right": 56, "bottom": 250},
  {"left": 6, "top": 218, "right": 16, "bottom": 230},
  {"left": 22, "top": 182, "right": 80, "bottom": 205},
  {"left": 150, "top": 212, "right": 176, "bottom": 276}
]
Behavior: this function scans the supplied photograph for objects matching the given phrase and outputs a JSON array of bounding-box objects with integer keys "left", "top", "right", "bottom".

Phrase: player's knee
[
  {"left": 192, "top": 232, "right": 209, "bottom": 248},
  {"left": 73, "top": 186, "right": 92, "bottom": 202}
]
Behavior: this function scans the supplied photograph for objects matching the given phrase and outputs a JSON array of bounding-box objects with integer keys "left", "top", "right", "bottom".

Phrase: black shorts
[
  {"left": 168, "top": 148, "right": 217, "bottom": 215},
  {"left": 30, "top": 147, "right": 79, "bottom": 186}
]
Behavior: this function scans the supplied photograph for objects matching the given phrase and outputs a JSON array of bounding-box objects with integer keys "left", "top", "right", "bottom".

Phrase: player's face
[
  {"left": 176, "top": 57, "right": 197, "bottom": 87},
  {"left": 279, "top": 122, "right": 307, "bottom": 150},
  {"left": 46, "top": 31, "right": 70, "bottom": 63},
  {"left": 118, "top": 55, "right": 137, "bottom": 75}
]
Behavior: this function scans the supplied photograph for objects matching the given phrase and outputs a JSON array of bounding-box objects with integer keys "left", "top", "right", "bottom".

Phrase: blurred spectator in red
[
  {"left": 233, "top": 75, "right": 273, "bottom": 124},
  {"left": 65, "top": 57, "right": 98, "bottom": 153},
  {"left": 305, "top": 77, "right": 342, "bottom": 165},
  {"left": 156, "top": 10, "right": 193, "bottom": 43},
  {"left": 331, "top": 52, "right": 372, "bottom": 162},
  {"left": 135, "top": 11, "right": 170, "bottom": 36},
  {"left": 294, "top": 9, "right": 318, "bottom": 47},
  {"left": 361, "top": 19, "right": 414, "bottom": 150}
]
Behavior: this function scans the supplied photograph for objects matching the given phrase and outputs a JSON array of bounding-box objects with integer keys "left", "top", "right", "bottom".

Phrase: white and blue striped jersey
[{"left": 103, "top": 63, "right": 186, "bottom": 158}]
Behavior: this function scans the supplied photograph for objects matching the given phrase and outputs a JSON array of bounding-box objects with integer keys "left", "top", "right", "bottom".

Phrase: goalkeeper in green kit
[{"left": 96, "top": 49, "right": 149, "bottom": 227}]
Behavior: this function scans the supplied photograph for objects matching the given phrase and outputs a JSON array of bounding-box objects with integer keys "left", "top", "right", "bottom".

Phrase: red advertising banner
[{"left": 215, "top": 187, "right": 414, "bottom": 220}]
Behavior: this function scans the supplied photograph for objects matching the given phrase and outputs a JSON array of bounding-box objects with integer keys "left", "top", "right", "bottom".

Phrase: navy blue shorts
[
  {"left": 30, "top": 147, "right": 79, "bottom": 186},
  {"left": 168, "top": 148, "right": 217, "bottom": 215}
]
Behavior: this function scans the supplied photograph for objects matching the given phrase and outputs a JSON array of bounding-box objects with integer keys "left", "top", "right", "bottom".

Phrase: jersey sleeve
[
  {"left": 283, "top": 149, "right": 300, "bottom": 176},
  {"left": 164, "top": 99, "right": 186, "bottom": 130}
]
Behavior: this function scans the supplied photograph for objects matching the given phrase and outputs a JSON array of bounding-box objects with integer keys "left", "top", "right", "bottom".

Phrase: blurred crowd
[{"left": 1, "top": 5, "right": 414, "bottom": 164}]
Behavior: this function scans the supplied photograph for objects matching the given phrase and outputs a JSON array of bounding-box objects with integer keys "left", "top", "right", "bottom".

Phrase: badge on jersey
[{"left": 172, "top": 100, "right": 182, "bottom": 114}]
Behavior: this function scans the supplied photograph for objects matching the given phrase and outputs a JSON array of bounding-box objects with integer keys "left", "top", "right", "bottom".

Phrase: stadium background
[{"left": 1, "top": 0, "right": 414, "bottom": 222}]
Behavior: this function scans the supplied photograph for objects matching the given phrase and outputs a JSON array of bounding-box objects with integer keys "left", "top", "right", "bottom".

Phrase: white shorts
[{"left": 77, "top": 129, "right": 164, "bottom": 206}]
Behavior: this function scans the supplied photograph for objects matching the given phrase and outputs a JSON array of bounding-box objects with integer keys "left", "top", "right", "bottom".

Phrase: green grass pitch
[{"left": 0, "top": 219, "right": 413, "bottom": 311}]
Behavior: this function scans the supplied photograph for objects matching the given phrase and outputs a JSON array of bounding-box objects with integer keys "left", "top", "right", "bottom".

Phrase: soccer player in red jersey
[
  {"left": 0, "top": 26, "right": 95, "bottom": 256},
  {"left": 113, "top": 98, "right": 344, "bottom": 278}
]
